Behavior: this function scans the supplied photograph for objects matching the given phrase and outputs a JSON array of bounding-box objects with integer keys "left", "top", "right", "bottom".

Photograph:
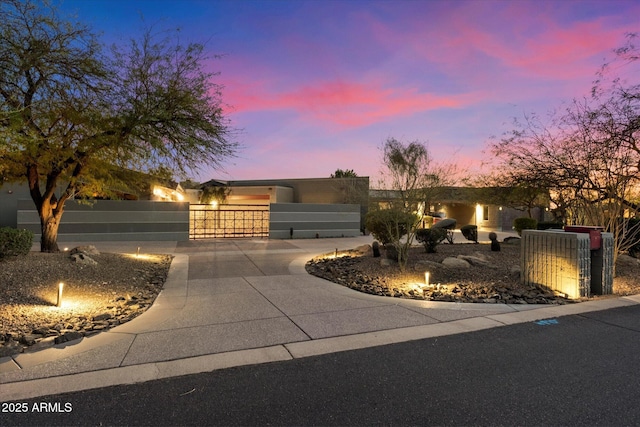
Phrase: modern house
[
  {"left": 0, "top": 176, "right": 370, "bottom": 241},
  {"left": 369, "top": 186, "right": 549, "bottom": 231}
]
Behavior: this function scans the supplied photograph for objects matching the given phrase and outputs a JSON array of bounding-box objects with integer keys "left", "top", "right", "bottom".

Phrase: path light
[
  {"left": 424, "top": 271, "right": 430, "bottom": 288},
  {"left": 136, "top": 246, "right": 140, "bottom": 258},
  {"left": 56, "top": 282, "right": 64, "bottom": 307},
  {"left": 335, "top": 248, "right": 338, "bottom": 258}
]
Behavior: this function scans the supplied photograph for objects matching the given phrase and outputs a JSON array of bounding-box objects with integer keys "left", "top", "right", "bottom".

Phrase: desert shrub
[
  {"left": 460, "top": 224, "right": 478, "bottom": 242},
  {"left": 537, "top": 221, "right": 564, "bottom": 230},
  {"left": 364, "top": 209, "right": 415, "bottom": 245},
  {"left": 621, "top": 218, "right": 640, "bottom": 258},
  {"left": 0, "top": 227, "right": 34, "bottom": 259},
  {"left": 415, "top": 228, "right": 447, "bottom": 253},
  {"left": 513, "top": 217, "right": 538, "bottom": 236}
]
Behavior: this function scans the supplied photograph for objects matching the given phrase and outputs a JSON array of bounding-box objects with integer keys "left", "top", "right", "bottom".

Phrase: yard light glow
[
  {"left": 56, "top": 282, "right": 64, "bottom": 307},
  {"left": 425, "top": 272, "right": 430, "bottom": 287},
  {"left": 136, "top": 246, "right": 140, "bottom": 258},
  {"left": 210, "top": 200, "right": 219, "bottom": 208}
]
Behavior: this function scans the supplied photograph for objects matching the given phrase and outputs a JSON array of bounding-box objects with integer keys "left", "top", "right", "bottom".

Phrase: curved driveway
[{"left": 2, "top": 235, "right": 639, "bottom": 401}]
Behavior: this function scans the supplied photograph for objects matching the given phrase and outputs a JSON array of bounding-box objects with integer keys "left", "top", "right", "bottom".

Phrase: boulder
[
  {"left": 70, "top": 245, "right": 100, "bottom": 256},
  {"left": 503, "top": 236, "right": 521, "bottom": 245},
  {"left": 354, "top": 244, "right": 372, "bottom": 255},
  {"left": 457, "top": 255, "right": 494, "bottom": 268},
  {"left": 413, "top": 260, "right": 444, "bottom": 271},
  {"left": 617, "top": 254, "right": 640, "bottom": 266},
  {"left": 442, "top": 257, "right": 470, "bottom": 268},
  {"left": 510, "top": 265, "right": 521, "bottom": 278},
  {"left": 70, "top": 252, "right": 98, "bottom": 265}
]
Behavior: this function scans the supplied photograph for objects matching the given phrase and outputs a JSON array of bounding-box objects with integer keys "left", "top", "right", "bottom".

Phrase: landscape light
[
  {"left": 136, "top": 246, "right": 140, "bottom": 258},
  {"left": 424, "top": 272, "right": 430, "bottom": 288},
  {"left": 57, "top": 282, "right": 64, "bottom": 307}
]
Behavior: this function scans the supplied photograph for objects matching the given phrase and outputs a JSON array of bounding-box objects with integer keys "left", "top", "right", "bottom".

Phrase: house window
[{"left": 483, "top": 206, "right": 489, "bottom": 221}]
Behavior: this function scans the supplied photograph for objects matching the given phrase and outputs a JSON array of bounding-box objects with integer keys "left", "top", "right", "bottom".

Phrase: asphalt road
[{"left": 3, "top": 304, "right": 640, "bottom": 426}]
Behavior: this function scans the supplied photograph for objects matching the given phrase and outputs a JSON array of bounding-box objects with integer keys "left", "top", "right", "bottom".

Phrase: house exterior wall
[
  {"left": 222, "top": 177, "right": 369, "bottom": 205},
  {"left": 0, "top": 182, "right": 31, "bottom": 228},
  {"left": 226, "top": 185, "right": 293, "bottom": 204}
]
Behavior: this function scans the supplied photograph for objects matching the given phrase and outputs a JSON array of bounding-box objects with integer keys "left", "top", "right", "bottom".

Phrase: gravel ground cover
[
  {"left": 306, "top": 241, "right": 640, "bottom": 303},
  {"left": 0, "top": 248, "right": 172, "bottom": 356}
]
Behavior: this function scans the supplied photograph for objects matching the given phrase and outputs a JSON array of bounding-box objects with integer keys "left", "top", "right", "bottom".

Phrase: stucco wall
[
  {"left": 269, "top": 203, "right": 361, "bottom": 239},
  {"left": 17, "top": 199, "right": 189, "bottom": 242}
]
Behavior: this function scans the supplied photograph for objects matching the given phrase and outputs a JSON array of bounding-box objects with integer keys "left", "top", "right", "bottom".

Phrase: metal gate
[{"left": 189, "top": 204, "right": 269, "bottom": 239}]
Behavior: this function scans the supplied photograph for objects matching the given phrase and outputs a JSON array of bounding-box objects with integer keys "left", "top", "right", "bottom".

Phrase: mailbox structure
[{"left": 521, "top": 228, "right": 614, "bottom": 299}]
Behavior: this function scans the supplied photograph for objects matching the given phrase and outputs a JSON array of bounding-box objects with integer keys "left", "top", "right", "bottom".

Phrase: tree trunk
[{"left": 40, "top": 211, "right": 61, "bottom": 253}]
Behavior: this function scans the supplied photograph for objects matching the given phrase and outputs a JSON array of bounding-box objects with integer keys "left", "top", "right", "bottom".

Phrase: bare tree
[{"left": 490, "top": 34, "right": 640, "bottom": 261}]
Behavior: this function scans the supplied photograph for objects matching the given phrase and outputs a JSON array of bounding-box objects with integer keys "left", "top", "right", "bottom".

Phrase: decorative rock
[
  {"left": 380, "top": 258, "right": 396, "bottom": 267},
  {"left": 20, "top": 334, "right": 41, "bottom": 346},
  {"left": 54, "top": 331, "right": 84, "bottom": 344},
  {"left": 354, "top": 244, "right": 372, "bottom": 255},
  {"left": 70, "top": 252, "right": 98, "bottom": 265},
  {"left": 457, "top": 255, "right": 492, "bottom": 267},
  {"left": 92, "top": 313, "right": 112, "bottom": 322},
  {"left": 70, "top": 245, "right": 100, "bottom": 256},
  {"left": 503, "top": 236, "right": 521, "bottom": 245},
  {"left": 372, "top": 241, "right": 381, "bottom": 258},
  {"left": 442, "top": 257, "right": 470, "bottom": 268},
  {"left": 487, "top": 232, "right": 500, "bottom": 251},
  {"left": 617, "top": 254, "right": 640, "bottom": 266},
  {"left": 413, "top": 260, "right": 444, "bottom": 271},
  {"left": 510, "top": 265, "right": 521, "bottom": 277}
]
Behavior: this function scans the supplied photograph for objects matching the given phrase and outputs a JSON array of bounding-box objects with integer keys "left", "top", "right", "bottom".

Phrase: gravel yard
[
  {"left": 306, "top": 241, "right": 640, "bottom": 303},
  {"left": 0, "top": 248, "right": 172, "bottom": 357}
]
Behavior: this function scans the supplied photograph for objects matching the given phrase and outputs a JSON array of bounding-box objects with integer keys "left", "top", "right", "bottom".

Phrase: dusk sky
[{"left": 59, "top": 0, "right": 640, "bottom": 183}]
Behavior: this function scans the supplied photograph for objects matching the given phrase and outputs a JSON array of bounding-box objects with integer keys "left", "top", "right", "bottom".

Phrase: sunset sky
[{"left": 59, "top": 0, "right": 640, "bottom": 183}]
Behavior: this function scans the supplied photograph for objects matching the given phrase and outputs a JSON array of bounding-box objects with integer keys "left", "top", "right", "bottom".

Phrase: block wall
[
  {"left": 269, "top": 203, "right": 361, "bottom": 239},
  {"left": 17, "top": 200, "right": 189, "bottom": 242},
  {"left": 521, "top": 230, "right": 591, "bottom": 299}
]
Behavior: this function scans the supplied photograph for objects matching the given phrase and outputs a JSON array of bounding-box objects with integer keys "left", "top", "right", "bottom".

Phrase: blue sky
[{"left": 58, "top": 0, "right": 640, "bottom": 183}]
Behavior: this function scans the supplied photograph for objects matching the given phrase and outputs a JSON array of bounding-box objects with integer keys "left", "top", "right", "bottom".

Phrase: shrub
[
  {"left": 622, "top": 218, "right": 640, "bottom": 258},
  {"left": 537, "top": 221, "right": 564, "bottom": 230},
  {"left": 0, "top": 227, "right": 34, "bottom": 259},
  {"left": 513, "top": 217, "right": 538, "bottom": 236},
  {"left": 415, "top": 228, "right": 447, "bottom": 253},
  {"left": 460, "top": 224, "right": 478, "bottom": 243},
  {"left": 364, "top": 209, "right": 416, "bottom": 245}
]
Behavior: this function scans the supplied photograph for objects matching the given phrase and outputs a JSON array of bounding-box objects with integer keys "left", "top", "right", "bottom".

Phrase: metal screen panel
[{"left": 189, "top": 204, "right": 269, "bottom": 239}]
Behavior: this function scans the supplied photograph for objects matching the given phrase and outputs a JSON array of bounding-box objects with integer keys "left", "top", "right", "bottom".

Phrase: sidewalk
[{"left": 2, "top": 234, "right": 639, "bottom": 401}]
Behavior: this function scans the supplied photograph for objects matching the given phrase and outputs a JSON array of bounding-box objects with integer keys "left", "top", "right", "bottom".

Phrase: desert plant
[
  {"left": 460, "top": 224, "right": 478, "bottom": 243},
  {"left": 365, "top": 209, "right": 414, "bottom": 245},
  {"left": 513, "top": 217, "right": 538, "bottom": 236},
  {"left": 415, "top": 228, "right": 447, "bottom": 253},
  {"left": 0, "top": 227, "right": 34, "bottom": 259}
]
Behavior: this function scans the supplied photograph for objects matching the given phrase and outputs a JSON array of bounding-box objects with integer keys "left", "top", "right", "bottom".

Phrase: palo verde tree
[
  {"left": 0, "top": 0, "right": 237, "bottom": 252},
  {"left": 375, "top": 138, "right": 458, "bottom": 270},
  {"left": 491, "top": 33, "right": 640, "bottom": 261}
]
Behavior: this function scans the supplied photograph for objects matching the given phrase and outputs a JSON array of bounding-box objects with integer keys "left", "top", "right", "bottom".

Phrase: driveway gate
[{"left": 189, "top": 204, "right": 269, "bottom": 239}]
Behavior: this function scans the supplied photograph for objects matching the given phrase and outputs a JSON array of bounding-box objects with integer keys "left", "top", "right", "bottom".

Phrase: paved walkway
[{"left": 2, "top": 233, "right": 639, "bottom": 401}]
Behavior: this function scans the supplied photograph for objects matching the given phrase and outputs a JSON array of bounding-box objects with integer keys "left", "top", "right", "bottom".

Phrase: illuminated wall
[{"left": 521, "top": 230, "right": 591, "bottom": 299}]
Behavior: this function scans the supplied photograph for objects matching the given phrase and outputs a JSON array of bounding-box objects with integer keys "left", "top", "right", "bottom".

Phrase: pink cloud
[{"left": 222, "top": 78, "right": 482, "bottom": 128}]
